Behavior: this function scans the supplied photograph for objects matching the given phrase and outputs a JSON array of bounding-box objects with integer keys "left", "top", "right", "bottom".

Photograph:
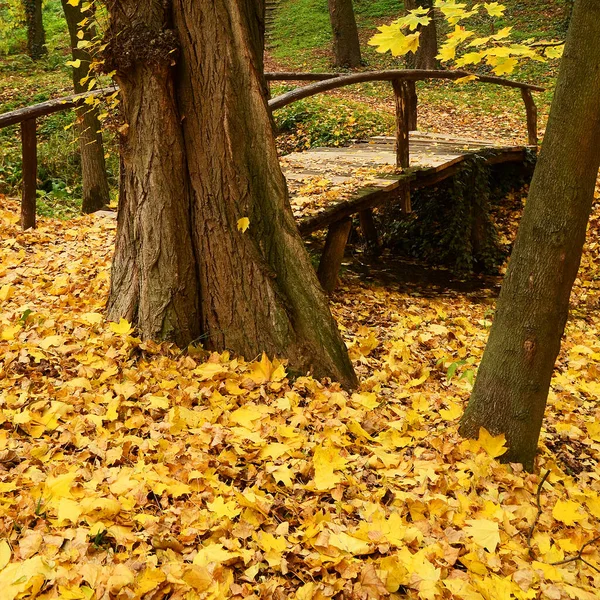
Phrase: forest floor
[{"left": 0, "top": 186, "right": 599, "bottom": 597}]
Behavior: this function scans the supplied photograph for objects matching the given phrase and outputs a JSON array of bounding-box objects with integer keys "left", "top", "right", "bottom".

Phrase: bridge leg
[
  {"left": 318, "top": 218, "right": 352, "bottom": 293},
  {"left": 359, "top": 208, "right": 380, "bottom": 256},
  {"left": 398, "top": 180, "right": 412, "bottom": 214},
  {"left": 21, "top": 118, "right": 38, "bottom": 230}
]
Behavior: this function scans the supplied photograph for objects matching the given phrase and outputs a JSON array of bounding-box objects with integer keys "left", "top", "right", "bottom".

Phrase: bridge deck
[
  {"left": 282, "top": 131, "right": 531, "bottom": 234},
  {"left": 281, "top": 131, "right": 532, "bottom": 292}
]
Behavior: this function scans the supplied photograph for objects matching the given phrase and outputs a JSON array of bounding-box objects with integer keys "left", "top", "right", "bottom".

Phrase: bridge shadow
[{"left": 340, "top": 248, "right": 503, "bottom": 301}]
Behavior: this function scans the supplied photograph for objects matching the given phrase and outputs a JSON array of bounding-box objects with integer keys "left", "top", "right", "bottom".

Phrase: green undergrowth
[
  {"left": 0, "top": 1, "right": 118, "bottom": 218},
  {"left": 381, "top": 154, "right": 535, "bottom": 274},
  {"left": 273, "top": 88, "right": 394, "bottom": 153}
]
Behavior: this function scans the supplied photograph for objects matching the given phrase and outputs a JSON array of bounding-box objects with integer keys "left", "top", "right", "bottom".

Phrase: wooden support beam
[
  {"left": 317, "top": 218, "right": 352, "bottom": 293},
  {"left": 398, "top": 180, "right": 412, "bottom": 214},
  {"left": 521, "top": 88, "right": 538, "bottom": 147},
  {"left": 21, "top": 118, "right": 37, "bottom": 230},
  {"left": 358, "top": 208, "right": 380, "bottom": 255},
  {"left": 392, "top": 79, "right": 411, "bottom": 169}
]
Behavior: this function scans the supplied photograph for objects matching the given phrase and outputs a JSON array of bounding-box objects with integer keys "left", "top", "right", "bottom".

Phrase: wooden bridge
[{"left": 0, "top": 70, "right": 542, "bottom": 290}]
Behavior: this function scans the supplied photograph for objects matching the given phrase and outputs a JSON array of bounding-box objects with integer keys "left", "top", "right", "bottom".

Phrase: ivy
[{"left": 381, "top": 151, "right": 535, "bottom": 274}]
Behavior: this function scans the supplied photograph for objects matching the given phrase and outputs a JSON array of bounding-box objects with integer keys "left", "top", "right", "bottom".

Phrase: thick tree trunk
[
  {"left": 23, "top": 0, "right": 46, "bottom": 60},
  {"left": 405, "top": 0, "right": 438, "bottom": 70},
  {"left": 103, "top": 2, "right": 357, "bottom": 388},
  {"left": 61, "top": 0, "right": 110, "bottom": 214},
  {"left": 459, "top": 0, "right": 600, "bottom": 470},
  {"left": 327, "top": 0, "right": 362, "bottom": 68}
]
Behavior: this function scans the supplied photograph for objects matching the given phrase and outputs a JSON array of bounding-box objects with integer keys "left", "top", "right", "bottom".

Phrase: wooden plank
[
  {"left": 21, "top": 119, "right": 37, "bottom": 230},
  {"left": 359, "top": 208, "right": 380, "bottom": 255},
  {"left": 317, "top": 218, "right": 353, "bottom": 293}
]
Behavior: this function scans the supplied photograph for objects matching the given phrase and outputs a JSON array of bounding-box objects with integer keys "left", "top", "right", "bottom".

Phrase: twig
[
  {"left": 550, "top": 535, "right": 600, "bottom": 573},
  {"left": 527, "top": 469, "right": 551, "bottom": 556}
]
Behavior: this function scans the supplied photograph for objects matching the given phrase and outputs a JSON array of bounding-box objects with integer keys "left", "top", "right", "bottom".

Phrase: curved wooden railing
[
  {"left": 0, "top": 71, "right": 542, "bottom": 230},
  {"left": 268, "top": 69, "right": 542, "bottom": 174}
]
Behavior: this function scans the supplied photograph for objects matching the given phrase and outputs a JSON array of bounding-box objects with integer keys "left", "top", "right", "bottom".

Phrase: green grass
[{"left": 271, "top": 0, "right": 404, "bottom": 69}]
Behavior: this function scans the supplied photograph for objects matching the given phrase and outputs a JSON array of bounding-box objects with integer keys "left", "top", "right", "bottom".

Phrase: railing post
[
  {"left": 392, "top": 79, "right": 411, "bottom": 169},
  {"left": 520, "top": 88, "right": 538, "bottom": 147},
  {"left": 406, "top": 80, "right": 418, "bottom": 131},
  {"left": 21, "top": 118, "right": 38, "bottom": 230}
]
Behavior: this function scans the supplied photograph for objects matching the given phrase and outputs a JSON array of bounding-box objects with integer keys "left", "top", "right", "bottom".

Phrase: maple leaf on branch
[{"left": 368, "top": 0, "right": 563, "bottom": 76}]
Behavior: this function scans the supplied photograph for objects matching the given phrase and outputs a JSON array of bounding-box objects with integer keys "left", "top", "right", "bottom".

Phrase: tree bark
[
  {"left": 405, "top": 0, "right": 438, "bottom": 70},
  {"left": 61, "top": 0, "right": 110, "bottom": 214},
  {"left": 459, "top": 0, "right": 600, "bottom": 470},
  {"left": 327, "top": 0, "right": 362, "bottom": 68},
  {"left": 23, "top": 0, "right": 46, "bottom": 60},
  {"left": 103, "top": 1, "right": 357, "bottom": 389}
]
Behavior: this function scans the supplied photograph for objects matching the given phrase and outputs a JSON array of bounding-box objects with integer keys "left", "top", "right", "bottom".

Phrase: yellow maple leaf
[
  {"left": 329, "top": 532, "right": 373, "bottom": 555},
  {"left": 368, "top": 25, "right": 421, "bottom": 57},
  {"left": 552, "top": 499, "right": 585, "bottom": 526},
  {"left": 193, "top": 543, "right": 240, "bottom": 567},
  {"left": 464, "top": 519, "right": 501, "bottom": 552},
  {"left": 237, "top": 217, "right": 250, "bottom": 233},
  {"left": 484, "top": 2, "right": 506, "bottom": 17},
  {"left": 313, "top": 445, "right": 347, "bottom": 491},
  {"left": 109, "top": 318, "right": 133, "bottom": 335},
  {"left": 0, "top": 284, "right": 13, "bottom": 302},
  {"left": 0, "top": 540, "right": 11, "bottom": 570},
  {"left": 1, "top": 324, "right": 21, "bottom": 341},
  {"left": 477, "top": 427, "right": 508, "bottom": 458},
  {"left": 206, "top": 496, "right": 241, "bottom": 519}
]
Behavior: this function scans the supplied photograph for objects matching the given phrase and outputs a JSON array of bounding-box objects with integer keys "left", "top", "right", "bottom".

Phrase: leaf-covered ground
[{"left": 0, "top": 194, "right": 599, "bottom": 600}]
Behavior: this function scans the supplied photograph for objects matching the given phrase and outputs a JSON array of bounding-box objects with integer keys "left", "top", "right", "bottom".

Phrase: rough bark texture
[
  {"left": 327, "top": 0, "right": 362, "bottom": 68},
  {"left": 405, "top": 0, "right": 438, "bottom": 70},
  {"left": 459, "top": 0, "right": 600, "bottom": 470},
  {"left": 23, "top": 0, "right": 46, "bottom": 60},
  {"left": 61, "top": 0, "right": 110, "bottom": 214},
  {"left": 104, "top": 1, "right": 357, "bottom": 388}
]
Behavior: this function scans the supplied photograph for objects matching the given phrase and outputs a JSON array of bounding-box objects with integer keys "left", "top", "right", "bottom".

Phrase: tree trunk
[
  {"left": 459, "top": 0, "right": 600, "bottom": 470},
  {"left": 103, "top": 2, "right": 357, "bottom": 389},
  {"left": 23, "top": 0, "right": 46, "bottom": 60},
  {"left": 327, "top": 0, "right": 362, "bottom": 68},
  {"left": 405, "top": 0, "right": 438, "bottom": 70},
  {"left": 61, "top": 0, "right": 110, "bottom": 214}
]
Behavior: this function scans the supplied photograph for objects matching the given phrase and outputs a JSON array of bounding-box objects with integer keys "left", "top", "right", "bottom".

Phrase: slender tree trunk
[
  {"left": 459, "top": 0, "right": 600, "bottom": 470},
  {"left": 103, "top": 2, "right": 357, "bottom": 388},
  {"left": 61, "top": 0, "right": 110, "bottom": 214},
  {"left": 23, "top": 0, "right": 46, "bottom": 60},
  {"left": 405, "top": 0, "right": 438, "bottom": 70},
  {"left": 327, "top": 0, "right": 362, "bottom": 68}
]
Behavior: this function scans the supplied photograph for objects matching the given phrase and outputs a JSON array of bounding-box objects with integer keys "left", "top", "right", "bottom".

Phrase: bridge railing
[
  {"left": 267, "top": 70, "right": 543, "bottom": 170},
  {"left": 0, "top": 71, "right": 542, "bottom": 230}
]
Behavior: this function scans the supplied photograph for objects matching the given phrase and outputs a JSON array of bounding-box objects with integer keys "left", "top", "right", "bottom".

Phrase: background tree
[
  {"left": 404, "top": 0, "right": 438, "bottom": 70},
  {"left": 459, "top": 0, "right": 600, "bottom": 469},
  {"left": 23, "top": 0, "right": 46, "bottom": 59},
  {"left": 103, "top": 1, "right": 357, "bottom": 388},
  {"left": 328, "top": 0, "right": 362, "bottom": 68},
  {"left": 61, "top": 0, "right": 110, "bottom": 213}
]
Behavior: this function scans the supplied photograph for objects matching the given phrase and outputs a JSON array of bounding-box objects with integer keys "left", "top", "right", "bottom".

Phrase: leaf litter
[{"left": 0, "top": 193, "right": 599, "bottom": 599}]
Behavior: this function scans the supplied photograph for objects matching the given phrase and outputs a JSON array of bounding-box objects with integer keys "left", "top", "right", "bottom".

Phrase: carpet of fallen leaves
[{"left": 0, "top": 193, "right": 600, "bottom": 600}]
